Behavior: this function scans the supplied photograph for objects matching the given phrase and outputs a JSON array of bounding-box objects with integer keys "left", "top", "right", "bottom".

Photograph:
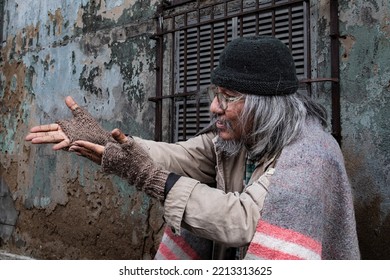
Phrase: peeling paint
[
  {"left": 340, "top": 35, "right": 356, "bottom": 62},
  {"left": 0, "top": 0, "right": 162, "bottom": 259},
  {"left": 1, "top": 0, "right": 389, "bottom": 260},
  {"left": 97, "top": 0, "right": 135, "bottom": 21},
  {"left": 339, "top": 0, "right": 390, "bottom": 259},
  {"left": 48, "top": 9, "right": 65, "bottom": 36},
  {"left": 380, "top": 16, "right": 390, "bottom": 37},
  {"left": 340, "top": 0, "right": 388, "bottom": 29}
]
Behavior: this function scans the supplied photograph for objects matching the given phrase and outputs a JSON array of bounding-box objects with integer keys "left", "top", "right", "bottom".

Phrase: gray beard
[
  {"left": 214, "top": 137, "right": 244, "bottom": 157},
  {"left": 211, "top": 114, "right": 245, "bottom": 157}
]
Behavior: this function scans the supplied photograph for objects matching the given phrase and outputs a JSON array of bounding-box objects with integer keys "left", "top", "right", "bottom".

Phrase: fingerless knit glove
[
  {"left": 101, "top": 138, "right": 170, "bottom": 201},
  {"left": 57, "top": 106, "right": 114, "bottom": 146}
]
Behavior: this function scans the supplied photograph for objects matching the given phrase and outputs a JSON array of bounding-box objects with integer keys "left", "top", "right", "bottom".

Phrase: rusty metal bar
[
  {"left": 149, "top": 89, "right": 201, "bottom": 102},
  {"left": 182, "top": 12, "right": 189, "bottom": 140},
  {"left": 288, "top": 5, "right": 293, "bottom": 49},
  {"left": 156, "top": 0, "right": 305, "bottom": 36},
  {"left": 239, "top": 0, "right": 244, "bottom": 37},
  {"left": 300, "top": 78, "right": 339, "bottom": 83},
  {"left": 255, "top": 0, "right": 259, "bottom": 35},
  {"left": 330, "top": 0, "right": 341, "bottom": 145},
  {"left": 271, "top": 3, "right": 276, "bottom": 36},
  {"left": 304, "top": 0, "right": 312, "bottom": 96},
  {"left": 210, "top": 8, "right": 215, "bottom": 79},
  {"left": 151, "top": 4, "right": 165, "bottom": 141},
  {"left": 0, "top": 1, "right": 4, "bottom": 49},
  {"left": 169, "top": 0, "right": 193, "bottom": 7},
  {"left": 195, "top": 6, "right": 201, "bottom": 132},
  {"left": 181, "top": 11, "right": 189, "bottom": 139},
  {"left": 170, "top": 20, "right": 176, "bottom": 142},
  {"left": 224, "top": 1, "right": 228, "bottom": 44}
]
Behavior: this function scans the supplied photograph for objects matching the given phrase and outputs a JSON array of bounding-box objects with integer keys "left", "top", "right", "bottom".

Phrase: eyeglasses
[{"left": 207, "top": 85, "right": 245, "bottom": 110}]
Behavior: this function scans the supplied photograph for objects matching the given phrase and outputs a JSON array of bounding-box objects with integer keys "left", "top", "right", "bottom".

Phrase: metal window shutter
[
  {"left": 175, "top": 98, "right": 211, "bottom": 141},
  {"left": 173, "top": 1, "right": 307, "bottom": 141}
]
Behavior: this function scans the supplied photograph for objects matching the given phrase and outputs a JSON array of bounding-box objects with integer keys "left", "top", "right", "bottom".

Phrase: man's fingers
[
  {"left": 25, "top": 132, "right": 37, "bottom": 141},
  {"left": 71, "top": 140, "right": 105, "bottom": 154},
  {"left": 65, "top": 96, "right": 79, "bottom": 111},
  {"left": 53, "top": 139, "right": 71, "bottom": 150},
  {"left": 26, "top": 131, "right": 54, "bottom": 140},
  {"left": 28, "top": 132, "right": 65, "bottom": 144},
  {"left": 29, "top": 123, "right": 59, "bottom": 133},
  {"left": 83, "top": 152, "right": 102, "bottom": 165},
  {"left": 112, "top": 128, "right": 128, "bottom": 144},
  {"left": 69, "top": 146, "right": 102, "bottom": 165},
  {"left": 69, "top": 142, "right": 103, "bottom": 165}
]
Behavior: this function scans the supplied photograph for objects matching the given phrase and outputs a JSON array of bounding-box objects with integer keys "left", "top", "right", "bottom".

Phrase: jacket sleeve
[
  {"left": 134, "top": 132, "right": 216, "bottom": 185},
  {"left": 163, "top": 169, "right": 272, "bottom": 247}
]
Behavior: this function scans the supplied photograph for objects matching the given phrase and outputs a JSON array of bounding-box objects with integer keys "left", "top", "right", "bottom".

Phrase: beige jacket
[{"left": 136, "top": 132, "right": 270, "bottom": 247}]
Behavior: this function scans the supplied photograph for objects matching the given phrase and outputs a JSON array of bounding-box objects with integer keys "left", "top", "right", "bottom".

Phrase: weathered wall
[
  {"left": 0, "top": 0, "right": 165, "bottom": 259},
  {"left": 338, "top": 0, "right": 390, "bottom": 259},
  {"left": 0, "top": 0, "right": 389, "bottom": 260},
  {"left": 308, "top": 0, "right": 390, "bottom": 260}
]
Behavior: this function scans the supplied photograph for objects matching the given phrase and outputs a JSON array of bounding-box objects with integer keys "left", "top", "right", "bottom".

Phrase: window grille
[
  {"left": 152, "top": 0, "right": 311, "bottom": 142},
  {"left": 175, "top": 98, "right": 211, "bottom": 141}
]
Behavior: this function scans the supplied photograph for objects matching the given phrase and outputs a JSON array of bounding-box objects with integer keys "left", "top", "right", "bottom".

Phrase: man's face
[{"left": 209, "top": 86, "right": 246, "bottom": 141}]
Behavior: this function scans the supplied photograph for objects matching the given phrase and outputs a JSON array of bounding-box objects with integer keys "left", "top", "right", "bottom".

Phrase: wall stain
[
  {"left": 1, "top": 0, "right": 389, "bottom": 260},
  {"left": 355, "top": 198, "right": 390, "bottom": 259},
  {"left": 48, "top": 8, "right": 64, "bottom": 36},
  {"left": 340, "top": 35, "right": 355, "bottom": 61},
  {"left": 0, "top": 0, "right": 163, "bottom": 260},
  {"left": 9, "top": 176, "right": 163, "bottom": 259},
  {"left": 106, "top": 37, "right": 155, "bottom": 111},
  {"left": 79, "top": 65, "right": 103, "bottom": 97}
]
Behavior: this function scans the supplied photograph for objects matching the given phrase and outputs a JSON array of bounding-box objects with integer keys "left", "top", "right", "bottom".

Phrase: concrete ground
[{"left": 0, "top": 250, "right": 33, "bottom": 260}]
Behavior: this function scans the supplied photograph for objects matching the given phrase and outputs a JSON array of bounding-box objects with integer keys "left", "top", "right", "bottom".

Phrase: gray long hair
[{"left": 240, "top": 91, "right": 328, "bottom": 163}]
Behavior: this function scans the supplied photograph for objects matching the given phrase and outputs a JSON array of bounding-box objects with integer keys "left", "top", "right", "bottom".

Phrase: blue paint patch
[{"left": 25, "top": 154, "right": 57, "bottom": 209}]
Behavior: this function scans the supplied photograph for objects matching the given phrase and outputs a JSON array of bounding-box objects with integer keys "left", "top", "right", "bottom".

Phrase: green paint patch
[{"left": 107, "top": 37, "right": 155, "bottom": 111}]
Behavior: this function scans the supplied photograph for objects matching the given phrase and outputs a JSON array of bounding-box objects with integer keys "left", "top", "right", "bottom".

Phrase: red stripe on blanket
[
  {"left": 256, "top": 220, "right": 322, "bottom": 254},
  {"left": 158, "top": 242, "right": 178, "bottom": 260},
  {"left": 248, "top": 242, "right": 303, "bottom": 260},
  {"left": 165, "top": 228, "right": 200, "bottom": 260}
]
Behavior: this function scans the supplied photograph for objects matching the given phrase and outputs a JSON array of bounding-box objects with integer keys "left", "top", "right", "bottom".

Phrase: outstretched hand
[
  {"left": 69, "top": 128, "right": 128, "bottom": 165},
  {"left": 25, "top": 96, "right": 79, "bottom": 150}
]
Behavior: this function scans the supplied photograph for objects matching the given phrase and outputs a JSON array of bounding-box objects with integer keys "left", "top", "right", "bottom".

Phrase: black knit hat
[{"left": 210, "top": 36, "right": 299, "bottom": 95}]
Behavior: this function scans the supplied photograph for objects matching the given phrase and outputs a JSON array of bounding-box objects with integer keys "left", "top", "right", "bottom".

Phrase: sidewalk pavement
[{"left": 0, "top": 250, "right": 33, "bottom": 260}]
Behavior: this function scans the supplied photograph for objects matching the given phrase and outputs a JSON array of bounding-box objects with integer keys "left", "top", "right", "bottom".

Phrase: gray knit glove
[
  {"left": 56, "top": 106, "right": 114, "bottom": 146},
  {"left": 101, "top": 138, "right": 170, "bottom": 201}
]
